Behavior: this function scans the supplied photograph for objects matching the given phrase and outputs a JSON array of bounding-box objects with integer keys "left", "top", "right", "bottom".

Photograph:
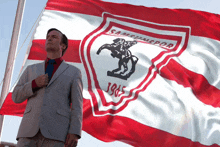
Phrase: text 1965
[{"left": 106, "top": 82, "right": 126, "bottom": 97}]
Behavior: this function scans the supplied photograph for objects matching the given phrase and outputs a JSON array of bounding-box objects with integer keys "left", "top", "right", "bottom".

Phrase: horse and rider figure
[{"left": 96, "top": 38, "right": 138, "bottom": 80}]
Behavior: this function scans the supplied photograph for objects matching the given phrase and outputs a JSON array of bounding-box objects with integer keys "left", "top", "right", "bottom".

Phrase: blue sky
[{"left": 0, "top": 0, "right": 220, "bottom": 146}]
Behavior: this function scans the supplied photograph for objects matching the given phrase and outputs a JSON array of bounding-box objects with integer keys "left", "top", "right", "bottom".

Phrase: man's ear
[{"left": 61, "top": 43, "right": 66, "bottom": 51}]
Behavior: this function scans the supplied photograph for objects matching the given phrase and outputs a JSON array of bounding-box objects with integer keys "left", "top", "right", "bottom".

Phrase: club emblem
[{"left": 80, "top": 13, "right": 190, "bottom": 116}]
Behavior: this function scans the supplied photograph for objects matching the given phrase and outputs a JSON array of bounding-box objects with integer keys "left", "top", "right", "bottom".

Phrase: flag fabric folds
[{"left": 1, "top": 0, "right": 220, "bottom": 146}]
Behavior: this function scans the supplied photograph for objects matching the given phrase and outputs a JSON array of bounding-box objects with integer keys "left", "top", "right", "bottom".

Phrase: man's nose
[{"left": 47, "top": 36, "right": 52, "bottom": 41}]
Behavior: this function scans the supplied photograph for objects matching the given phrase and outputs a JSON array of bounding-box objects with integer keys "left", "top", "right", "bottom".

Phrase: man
[{"left": 12, "top": 28, "right": 83, "bottom": 147}]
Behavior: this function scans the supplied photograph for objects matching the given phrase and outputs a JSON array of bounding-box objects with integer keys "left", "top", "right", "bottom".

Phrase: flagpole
[{"left": 0, "top": 0, "right": 26, "bottom": 140}]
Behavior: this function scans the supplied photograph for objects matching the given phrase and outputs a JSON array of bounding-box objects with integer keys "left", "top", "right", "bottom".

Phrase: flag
[{"left": 1, "top": 0, "right": 220, "bottom": 146}]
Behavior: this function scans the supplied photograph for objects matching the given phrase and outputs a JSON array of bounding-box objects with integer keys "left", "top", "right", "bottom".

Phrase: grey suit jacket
[{"left": 12, "top": 60, "right": 83, "bottom": 142}]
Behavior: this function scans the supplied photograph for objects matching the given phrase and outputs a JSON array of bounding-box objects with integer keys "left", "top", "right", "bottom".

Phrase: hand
[
  {"left": 35, "top": 74, "right": 49, "bottom": 88},
  {"left": 65, "top": 134, "right": 79, "bottom": 147}
]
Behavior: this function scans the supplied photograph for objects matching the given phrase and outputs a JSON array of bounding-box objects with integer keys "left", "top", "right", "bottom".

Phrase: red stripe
[
  {"left": 0, "top": 93, "right": 26, "bottom": 117},
  {"left": 160, "top": 59, "right": 220, "bottom": 107},
  {"left": 1, "top": 96, "right": 219, "bottom": 146},
  {"left": 45, "top": 0, "right": 220, "bottom": 41},
  {"left": 82, "top": 99, "right": 219, "bottom": 147},
  {"left": 28, "top": 40, "right": 81, "bottom": 63}
]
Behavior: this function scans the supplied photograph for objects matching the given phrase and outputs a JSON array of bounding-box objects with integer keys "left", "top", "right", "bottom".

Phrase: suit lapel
[
  {"left": 36, "top": 61, "right": 45, "bottom": 76},
  {"left": 47, "top": 60, "right": 69, "bottom": 87}
]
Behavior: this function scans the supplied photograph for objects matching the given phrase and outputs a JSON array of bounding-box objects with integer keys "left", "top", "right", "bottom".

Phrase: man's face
[{"left": 45, "top": 30, "right": 63, "bottom": 54}]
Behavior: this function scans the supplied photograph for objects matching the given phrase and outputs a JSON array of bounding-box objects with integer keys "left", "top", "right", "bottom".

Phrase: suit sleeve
[
  {"left": 12, "top": 66, "right": 35, "bottom": 103},
  {"left": 68, "top": 69, "right": 83, "bottom": 138}
]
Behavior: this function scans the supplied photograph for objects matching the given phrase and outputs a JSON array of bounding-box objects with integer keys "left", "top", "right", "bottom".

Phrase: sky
[{"left": 0, "top": 0, "right": 220, "bottom": 146}]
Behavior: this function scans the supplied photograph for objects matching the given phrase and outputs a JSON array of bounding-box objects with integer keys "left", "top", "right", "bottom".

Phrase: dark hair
[{"left": 47, "top": 28, "right": 68, "bottom": 56}]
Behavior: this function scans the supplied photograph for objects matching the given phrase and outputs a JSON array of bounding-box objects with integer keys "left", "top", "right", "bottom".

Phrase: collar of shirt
[{"left": 45, "top": 57, "right": 63, "bottom": 66}]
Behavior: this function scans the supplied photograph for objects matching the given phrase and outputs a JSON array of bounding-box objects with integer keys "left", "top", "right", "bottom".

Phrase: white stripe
[
  {"left": 34, "top": 10, "right": 102, "bottom": 40},
  {"left": 175, "top": 35, "right": 220, "bottom": 89},
  {"left": 117, "top": 75, "right": 220, "bottom": 146}
]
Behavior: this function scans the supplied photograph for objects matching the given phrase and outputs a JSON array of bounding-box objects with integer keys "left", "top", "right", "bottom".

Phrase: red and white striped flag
[{"left": 1, "top": 0, "right": 220, "bottom": 146}]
